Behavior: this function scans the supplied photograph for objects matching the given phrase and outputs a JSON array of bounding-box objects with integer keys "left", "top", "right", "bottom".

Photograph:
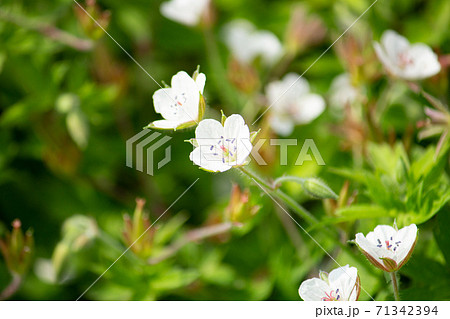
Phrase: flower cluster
[
  {"left": 298, "top": 223, "right": 418, "bottom": 301},
  {"left": 150, "top": 6, "right": 433, "bottom": 302}
]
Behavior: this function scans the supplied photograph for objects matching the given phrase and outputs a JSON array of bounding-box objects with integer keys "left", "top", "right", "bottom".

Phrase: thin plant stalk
[{"left": 390, "top": 271, "right": 400, "bottom": 301}]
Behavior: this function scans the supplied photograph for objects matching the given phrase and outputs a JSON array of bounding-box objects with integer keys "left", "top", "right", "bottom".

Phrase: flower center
[
  {"left": 398, "top": 52, "right": 414, "bottom": 69},
  {"left": 322, "top": 289, "right": 340, "bottom": 301},
  {"left": 210, "top": 136, "right": 238, "bottom": 164},
  {"left": 376, "top": 237, "right": 402, "bottom": 252},
  {"left": 170, "top": 93, "right": 187, "bottom": 116}
]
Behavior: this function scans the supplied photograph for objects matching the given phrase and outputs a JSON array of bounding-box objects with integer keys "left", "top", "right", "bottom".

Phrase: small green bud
[
  {"left": 56, "top": 93, "right": 79, "bottom": 114},
  {"left": 220, "top": 110, "right": 227, "bottom": 126},
  {"left": 225, "top": 184, "right": 260, "bottom": 225},
  {"left": 0, "top": 219, "right": 34, "bottom": 275},
  {"left": 319, "top": 270, "right": 329, "bottom": 283},
  {"left": 123, "top": 198, "right": 155, "bottom": 259},
  {"left": 302, "top": 178, "right": 338, "bottom": 200}
]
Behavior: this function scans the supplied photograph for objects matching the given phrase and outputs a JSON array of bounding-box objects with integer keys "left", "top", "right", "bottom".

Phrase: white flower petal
[
  {"left": 381, "top": 30, "right": 410, "bottom": 63},
  {"left": 223, "top": 19, "right": 282, "bottom": 66},
  {"left": 195, "top": 72, "right": 207, "bottom": 94},
  {"left": 299, "top": 278, "right": 332, "bottom": 301},
  {"left": 328, "top": 265, "right": 358, "bottom": 301},
  {"left": 355, "top": 233, "right": 387, "bottom": 268},
  {"left": 329, "top": 73, "right": 359, "bottom": 108},
  {"left": 251, "top": 31, "right": 283, "bottom": 65},
  {"left": 374, "top": 30, "right": 441, "bottom": 80},
  {"left": 194, "top": 118, "right": 224, "bottom": 146},
  {"left": 160, "top": 0, "right": 209, "bottom": 26},
  {"left": 189, "top": 115, "right": 253, "bottom": 171},
  {"left": 293, "top": 93, "right": 325, "bottom": 124},
  {"left": 150, "top": 119, "right": 181, "bottom": 129},
  {"left": 189, "top": 147, "right": 231, "bottom": 172},
  {"left": 269, "top": 115, "right": 294, "bottom": 136},
  {"left": 394, "top": 224, "right": 418, "bottom": 265}
]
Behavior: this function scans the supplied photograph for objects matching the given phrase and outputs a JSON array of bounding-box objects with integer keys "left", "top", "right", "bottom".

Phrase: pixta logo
[{"left": 126, "top": 130, "right": 171, "bottom": 176}]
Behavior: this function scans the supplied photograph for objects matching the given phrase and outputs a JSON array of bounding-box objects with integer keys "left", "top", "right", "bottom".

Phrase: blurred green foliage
[{"left": 0, "top": 0, "right": 449, "bottom": 300}]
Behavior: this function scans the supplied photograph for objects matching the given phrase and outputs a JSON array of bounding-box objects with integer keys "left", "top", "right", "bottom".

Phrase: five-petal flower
[
  {"left": 329, "top": 73, "right": 360, "bottom": 109},
  {"left": 160, "top": 0, "right": 209, "bottom": 27},
  {"left": 223, "top": 20, "right": 283, "bottom": 66},
  {"left": 373, "top": 30, "right": 441, "bottom": 80},
  {"left": 189, "top": 114, "right": 253, "bottom": 172},
  {"left": 299, "top": 265, "right": 360, "bottom": 301},
  {"left": 148, "top": 70, "right": 206, "bottom": 130},
  {"left": 354, "top": 224, "right": 418, "bottom": 272},
  {"left": 266, "top": 73, "right": 325, "bottom": 136}
]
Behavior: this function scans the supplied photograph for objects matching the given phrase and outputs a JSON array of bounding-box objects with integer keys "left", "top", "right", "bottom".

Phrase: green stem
[
  {"left": 238, "top": 166, "right": 375, "bottom": 273},
  {"left": 390, "top": 271, "right": 400, "bottom": 301},
  {"left": 239, "top": 167, "right": 318, "bottom": 225}
]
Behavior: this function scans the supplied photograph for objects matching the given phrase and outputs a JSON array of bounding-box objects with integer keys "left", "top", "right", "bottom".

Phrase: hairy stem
[
  {"left": 148, "top": 222, "right": 233, "bottom": 264},
  {"left": 390, "top": 271, "right": 400, "bottom": 301},
  {"left": 0, "top": 273, "right": 22, "bottom": 301},
  {"left": 239, "top": 167, "right": 318, "bottom": 225}
]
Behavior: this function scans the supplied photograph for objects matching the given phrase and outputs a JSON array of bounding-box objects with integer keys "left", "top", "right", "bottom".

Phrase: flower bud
[
  {"left": 0, "top": 219, "right": 34, "bottom": 275},
  {"left": 74, "top": 0, "right": 111, "bottom": 40},
  {"left": 52, "top": 215, "right": 97, "bottom": 278},
  {"left": 122, "top": 198, "right": 155, "bottom": 259},
  {"left": 301, "top": 178, "right": 338, "bottom": 200},
  {"left": 285, "top": 6, "right": 326, "bottom": 55},
  {"left": 225, "top": 184, "right": 260, "bottom": 225},
  {"left": 227, "top": 59, "right": 260, "bottom": 94}
]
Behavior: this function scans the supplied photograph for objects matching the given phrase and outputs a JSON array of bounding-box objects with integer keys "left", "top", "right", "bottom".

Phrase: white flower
[
  {"left": 148, "top": 70, "right": 206, "bottom": 130},
  {"left": 266, "top": 73, "right": 325, "bottom": 136},
  {"left": 189, "top": 114, "right": 253, "bottom": 172},
  {"left": 299, "top": 265, "right": 360, "bottom": 301},
  {"left": 223, "top": 20, "right": 283, "bottom": 66},
  {"left": 355, "top": 224, "right": 418, "bottom": 272},
  {"left": 374, "top": 30, "right": 441, "bottom": 80},
  {"left": 160, "top": 0, "right": 209, "bottom": 26},
  {"left": 329, "top": 73, "right": 360, "bottom": 108}
]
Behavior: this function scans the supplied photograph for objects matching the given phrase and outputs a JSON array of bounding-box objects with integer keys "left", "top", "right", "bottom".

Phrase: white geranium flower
[
  {"left": 160, "top": 0, "right": 209, "bottom": 26},
  {"left": 266, "top": 73, "right": 325, "bottom": 136},
  {"left": 189, "top": 114, "right": 253, "bottom": 172},
  {"left": 223, "top": 20, "right": 283, "bottom": 66},
  {"left": 374, "top": 30, "right": 441, "bottom": 80},
  {"left": 329, "top": 73, "right": 360, "bottom": 108},
  {"left": 148, "top": 70, "right": 206, "bottom": 130},
  {"left": 299, "top": 265, "right": 360, "bottom": 301},
  {"left": 355, "top": 224, "right": 418, "bottom": 272}
]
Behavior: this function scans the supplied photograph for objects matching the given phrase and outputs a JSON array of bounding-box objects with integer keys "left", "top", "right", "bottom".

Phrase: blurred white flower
[
  {"left": 223, "top": 20, "right": 283, "bottom": 66},
  {"left": 266, "top": 73, "right": 325, "bottom": 136},
  {"left": 189, "top": 114, "right": 253, "bottom": 172},
  {"left": 374, "top": 30, "right": 441, "bottom": 80},
  {"left": 299, "top": 265, "right": 360, "bottom": 301},
  {"left": 329, "top": 73, "right": 360, "bottom": 108},
  {"left": 149, "top": 71, "right": 206, "bottom": 130},
  {"left": 160, "top": 0, "right": 209, "bottom": 26},
  {"left": 355, "top": 224, "right": 418, "bottom": 272}
]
